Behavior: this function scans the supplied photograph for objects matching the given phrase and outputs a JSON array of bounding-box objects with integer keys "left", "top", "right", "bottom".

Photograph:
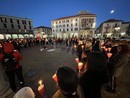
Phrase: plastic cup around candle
[
  {"left": 75, "top": 58, "right": 79, "bottom": 63},
  {"left": 38, "top": 84, "right": 44, "bottom": 96},
  {"left": 52, "top": 74, "right": 58, "bottom": 83},
  {"left": 74, "top": 45, "right": 77, "bottom": 49},
  {"left": 78, "top": 62, "right": 83, "bottom": 71},
  {"left": 107, "top": 53, "right": 112, "bottom": 58},
  {"left": 81, "top": 45, "right": 84, "bottom": 49}
]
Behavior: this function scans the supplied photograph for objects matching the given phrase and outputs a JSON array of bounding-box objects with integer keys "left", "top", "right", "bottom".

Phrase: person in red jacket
[{"left": 0, "top": 40, "right": 25, "bottom": 92}]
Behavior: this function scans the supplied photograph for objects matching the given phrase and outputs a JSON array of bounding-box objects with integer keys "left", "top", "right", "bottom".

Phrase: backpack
[{"left": 1, "top": 52, "right": 17, "bottom": 71}]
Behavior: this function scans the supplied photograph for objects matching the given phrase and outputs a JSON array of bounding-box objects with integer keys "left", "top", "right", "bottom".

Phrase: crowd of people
[{"left": 0, "top": 37, "right": 130, "bottom": 98}]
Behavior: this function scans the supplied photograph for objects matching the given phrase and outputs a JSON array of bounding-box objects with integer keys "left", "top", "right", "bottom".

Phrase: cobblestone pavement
[{"left": 16, "top": 45, "right": 130, "bottom": 98}]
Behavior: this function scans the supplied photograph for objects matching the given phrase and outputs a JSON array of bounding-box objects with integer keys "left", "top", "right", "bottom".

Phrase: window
[
  {"left": 76, "top": 19, "right": 77, "bottom": 21},
  {"left": 10, "top": 19, "right": 13, "bottom": 23},
  {"left": 24, "top": 25, "right": 26, "bottom": 29},
  {"left": 29, "top": 26, "right": 32, "bottom": 29},
  {"left": 67, "top": 24, "right": 69, "bottom": 27},
  {"left": 63, "top": 24, "right": 65, "bottom": 27},
  {"left": 75, "top": 28, "right": 78, "bottom": 31},
  {"left": 71, "top": 28, "right": 73, "bottom": 31},
  {"left": 22, "top": 20, "right": 26, "bottom": 24},
  {"left": 59, "top": 25, "right": 61, "bottom": 27},
  {"left": 67, "top": 28, "right": 69, "bottom": 31},
  {"left": 17, "top": 20, "right": 19, "bottom": 24},
  {"left": 1, "top": 18, "right": 7, "bottom": 23},
  {"left": 3, "top": 24, "right": 7, "bottom": 28},
  {"left": 18, "top": 25, "right": 21, "bottom": 29},
  {"left": 28, "top": 21, "right": 31, "bottom": 25},
  {"left": 75, "top": 23, "right": 77, "bottom": 26},
  {"left": 60, "top": 29, "right": 61, "bottom": 32},
  {"left": 66, "top": 20, "right": 69, "bottom": 22},
  {"left": 71, "top": 24, "right": 73, "bottom": 27},
  {"left": 11, "top": 24, "right": 14, "bottom": 29}
]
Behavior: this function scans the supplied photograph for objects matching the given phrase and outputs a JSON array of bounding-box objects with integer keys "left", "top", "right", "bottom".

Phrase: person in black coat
[{"left": 79, "top": 52, "right": 109, "bottom": 98}]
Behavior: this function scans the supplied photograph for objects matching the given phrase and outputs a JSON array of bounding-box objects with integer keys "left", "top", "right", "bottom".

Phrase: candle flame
[
  {"left": 39, "top": 80, "right": 42, "bottom": 85},
  {"left": 52, "top": 73, "right": 58, "bottom": 82}
]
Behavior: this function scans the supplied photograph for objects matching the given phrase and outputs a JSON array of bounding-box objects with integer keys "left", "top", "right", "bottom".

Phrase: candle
[
  {"left": 0, "top": 44, "right": 2, "bottom": 48},
  {"left": 38, "top": 80, "right": 44, "bottom": 96},
  {"left": 52, "top": 74, "right": 58, "bottom": 83},
  {"left": 107, "top": 53, "right": 112, "bottom": 58},
  {"left": 78, "top": 62, "right": 83, "bottom": 71},
  {"left": 75, "top": 58, "right": 79, "bottom": 63},
  {"left": 81, "top": 45, "right": 84, "bottom": 49},
  {"left": 74, "top": 45, "right": 77, "bottom": 49}
]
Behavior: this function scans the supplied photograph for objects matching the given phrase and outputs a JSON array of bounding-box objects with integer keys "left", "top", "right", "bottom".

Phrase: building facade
[
  {"left": 96, "top": 19, "right": 130, "bottom": 38},
  {"left": 121, "top": 22, "right": 130, "bottom": 36},
  {"left": 0, "top": 14, "right": 34, "bottom": 39},
  {"left": 51, "top": 11, "right": 96, "bottom": 38},
  {"left": 33, "top": 26, "right": 52, "bottom": 38}
]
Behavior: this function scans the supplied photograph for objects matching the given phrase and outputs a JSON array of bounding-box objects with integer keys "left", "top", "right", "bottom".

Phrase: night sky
[{"left": 0, "top": 0, "right": 130, "bottom": 28}]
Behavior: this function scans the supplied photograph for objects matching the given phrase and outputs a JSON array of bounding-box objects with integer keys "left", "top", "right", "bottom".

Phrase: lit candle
[
  {"left": 38, "top": 80, "right": 44, "bottom": 96},
  {"left": 78, "top": 62, "right": 83, "bottom": 72},
  {"left": 107, "top": 53, "right": 112, "bottom": 58},
  {"left": 74, "top": 45, "right": 77, "bottom": 49},
  {"left": 52, "top": 74, "right": 58, "bottom": 83},
  {"left": 75, "top": 58, "right": 79, "bottom": 63},
  {"left": 0, "top": 44, "right": 2, "bottom": 48},
  {"left": 81, "top": 45, "right": 84, "bottom": 50}
]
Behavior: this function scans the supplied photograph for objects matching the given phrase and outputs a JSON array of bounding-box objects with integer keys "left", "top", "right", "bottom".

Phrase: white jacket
[{"left": 13, "top": 87, "right": 35, "bottom": 98}]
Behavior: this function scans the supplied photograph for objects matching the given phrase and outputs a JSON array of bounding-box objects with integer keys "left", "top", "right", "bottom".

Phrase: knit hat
[
  {"left": 57, "top": 66, "right": 78, "bottom": 94},
  {"left": 13, "top": 87, "right": 35, "bottom": 98}
]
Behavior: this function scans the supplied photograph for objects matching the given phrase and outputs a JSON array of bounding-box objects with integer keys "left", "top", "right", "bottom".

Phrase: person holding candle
[
  {"left": 76, "top": 40, "right": 83, "bottom": 61},
  {"left": 79, "top": 52, "right": 109, "bottom": 98},
  {"left": 38, "top": 80, "right": 45, "bottom": 97},
  {"left": 92, "top": 39, "right": 101, "bottom": 52},
  {"left": 52, "top": 66, "right": 84, "bottom": 98},
  {"left": 106, "top": 43, "right": 130, "bottom": 93}
]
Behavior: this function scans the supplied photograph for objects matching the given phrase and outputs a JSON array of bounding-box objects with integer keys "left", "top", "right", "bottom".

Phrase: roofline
[
  {"left": 52, "top": 14, "right": 96, "bottom": 21},
  {"left": 122, "top": 22, "right": 130, "bottom": 24},
  {"left": 103, "top": 19, "right": 123, "bottom": 23},
  {"left": 0, "top": 14, "right": 32, "bottom": 21},
  {"left": 34, "top": 26, "right": 51, "bottom": 29}
]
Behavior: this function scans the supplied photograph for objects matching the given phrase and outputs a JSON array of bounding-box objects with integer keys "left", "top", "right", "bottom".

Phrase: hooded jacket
[
  {"left": 13, "top": 87, "right": 35, "bottom": 98},
  {"left": 3, "top": 42, "right": 14, "bottom": 53},
  {"left": 0, "top": 42, "right": 22, "bottom": 69}
]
